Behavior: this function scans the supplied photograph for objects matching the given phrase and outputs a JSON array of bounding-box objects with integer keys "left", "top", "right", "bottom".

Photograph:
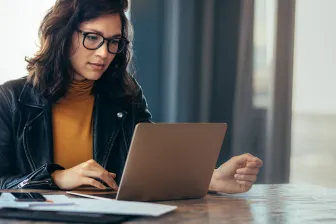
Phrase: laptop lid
[{"left": 116, "top": 123, "right": 227, "bottom": 201}]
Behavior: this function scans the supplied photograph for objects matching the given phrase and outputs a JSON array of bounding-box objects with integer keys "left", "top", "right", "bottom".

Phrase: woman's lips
[{"left": 88, "top": 62, "right": 105, "bottom": 70}]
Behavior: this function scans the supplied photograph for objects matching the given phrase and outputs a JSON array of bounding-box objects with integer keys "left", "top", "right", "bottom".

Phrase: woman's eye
[
  {"left": 86, "top": 35, "right": 99, "bottom": 41},
  {"left": 110, "top": 39, "right": 120, "bottom": 45}
]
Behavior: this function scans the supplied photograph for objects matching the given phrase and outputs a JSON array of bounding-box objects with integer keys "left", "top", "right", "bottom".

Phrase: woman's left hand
[{"left": 209, "top": 153, "right": 263, "bottom": 194}]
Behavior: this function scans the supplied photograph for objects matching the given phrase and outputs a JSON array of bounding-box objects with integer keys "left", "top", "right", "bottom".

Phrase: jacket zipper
[
  {"left": 102, "top": 131, "right": 119, "bottom": 169},
  {"left": 16, "top": 164, "right": 49, "bottom": 189},
  {"left": 6, "top": 163, "right": 47, "bottom": 189},
  {"left": 17, "top": 179, "right": 51, "bottom": 189},
  {"left": 23, "top": 125, "right": 37, "bottom": 170},
  {"left": 22, "top": 110, "right": 45, "bottom": 171},
  {"left": 102, "top": 113, "right": 127, "bottom": 168}
]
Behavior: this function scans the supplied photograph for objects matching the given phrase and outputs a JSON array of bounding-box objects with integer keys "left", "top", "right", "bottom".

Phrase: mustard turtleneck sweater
[{"left": 52, "top": 79, "right": 95, "bottom": 169}]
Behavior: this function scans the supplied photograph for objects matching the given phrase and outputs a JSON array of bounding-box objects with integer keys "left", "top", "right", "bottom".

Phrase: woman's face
[{"left": 69, "top": 14, "right": 122, "bottom": 81}]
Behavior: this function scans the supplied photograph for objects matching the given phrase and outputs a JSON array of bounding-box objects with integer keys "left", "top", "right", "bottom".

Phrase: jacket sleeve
[{"left": 0, "top": 86, "right": 64, "bottom": 189}]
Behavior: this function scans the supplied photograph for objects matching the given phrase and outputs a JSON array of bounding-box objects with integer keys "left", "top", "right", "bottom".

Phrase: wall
[{"left": 0, "top": 0, "right": 56, "bottom": 84}]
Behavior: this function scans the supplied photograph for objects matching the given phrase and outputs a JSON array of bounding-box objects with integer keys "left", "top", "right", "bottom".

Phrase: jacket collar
[
  {"left": 18, "top": 81, "right": 48, "bottom": 109},
  {"left": 17, "top": 79, "right": 128, "bottom": 109}
]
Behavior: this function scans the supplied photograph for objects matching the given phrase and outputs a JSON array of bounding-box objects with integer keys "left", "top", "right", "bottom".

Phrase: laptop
[{"left": 69, "top": 123, "right": 227, "bottom": 202}]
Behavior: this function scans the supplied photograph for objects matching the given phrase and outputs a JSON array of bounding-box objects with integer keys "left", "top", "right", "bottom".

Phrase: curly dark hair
[{"left": 26, "top": 0, "right": 138, "bottom": 102}]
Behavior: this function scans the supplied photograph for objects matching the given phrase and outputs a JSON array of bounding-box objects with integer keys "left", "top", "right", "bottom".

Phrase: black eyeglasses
[{"left": 76, "top": 29, "right": 129, "bottom": 54}]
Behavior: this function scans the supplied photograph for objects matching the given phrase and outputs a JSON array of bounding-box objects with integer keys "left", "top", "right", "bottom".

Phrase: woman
[{"left": 0, "top": 0, "right": 262, "bottom": 193}]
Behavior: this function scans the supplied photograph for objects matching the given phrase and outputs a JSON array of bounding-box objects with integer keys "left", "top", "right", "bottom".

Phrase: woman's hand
[
  {"left": 209, "top": 153, "right": 263, "bottom": 194},
  {"left": 51, "top": 159, "right": 118, "bottom": 190}
]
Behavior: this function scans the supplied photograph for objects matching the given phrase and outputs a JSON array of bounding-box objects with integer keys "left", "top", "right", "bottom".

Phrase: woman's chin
[{"left": 75, "top": 72, "right": 104, "bottom": 81}]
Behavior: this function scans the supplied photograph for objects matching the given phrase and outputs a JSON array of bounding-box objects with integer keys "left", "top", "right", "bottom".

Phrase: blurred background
[{"left": 0, "top": 0, "right": 335, "bottom": 187}]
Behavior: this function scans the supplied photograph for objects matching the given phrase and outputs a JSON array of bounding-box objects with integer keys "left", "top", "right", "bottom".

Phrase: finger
[
  {"left": 234, "top": 174, "right": 257, "bottom": 183},
  {"left": 233, "top": 155, "right": 249, "bottom": 166},
  {"left": 86, "top": 162, "right": 119, "bottom": 181},
  {"left": 82, "top": 161, "right": 118, "bottom": 190},
  {"left": 85, "top": 170, "right": 118, "bottom": 190},
  {"left": 236, "top": 180, "right": 253, "bottom": 187},
  {"left": 109, "top": 172, "right": 116, "bottom": 178},
  {"left": 245, "top": 153, "right": 254, "bottom": 158},
  {"left": 237, "top": 154, "right": 263, "bottom": 166},
  {"left": 236, "top": 167, "right": 259, "bottom": 175},
  {"left": 254, "top": 158, "right": 263, "bottom": 167},
  {"left": 247, "top": 157, "right": 263, "bottom": 167},
  {"left": 81, "top": 177, "right": 106, "bottom": 189},
  {"left": 236, "top": 180, "right": 253, "bottom": 192},
  {"left": 233, "top": 153, "right": 257, "bottom": 163},
  {"left": 246, "top": 161, "right": 263, "bottom": 168}
]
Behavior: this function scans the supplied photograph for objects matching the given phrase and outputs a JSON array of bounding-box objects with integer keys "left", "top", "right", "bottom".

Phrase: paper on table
[
  {"left": 66, "top": 191, "right": 115, "bottom": 201},
  {"left": 31, "top": 198, "right": 177, "bottom": 217},
  {"left": 0, "top": 193, "right": 29, "bottom": 208},
  {"left": 0, "top": 194, "right": 75, "bottom": 208}
]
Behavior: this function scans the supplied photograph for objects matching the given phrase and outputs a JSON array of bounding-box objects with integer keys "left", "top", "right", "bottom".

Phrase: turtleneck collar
[{"left": 65, "top": 79, "right": 94, "bottom": 100}]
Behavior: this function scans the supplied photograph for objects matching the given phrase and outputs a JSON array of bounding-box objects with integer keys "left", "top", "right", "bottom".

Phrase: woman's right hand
[{"left": 51, "top": 159, "right": 118, "bottom": 190}]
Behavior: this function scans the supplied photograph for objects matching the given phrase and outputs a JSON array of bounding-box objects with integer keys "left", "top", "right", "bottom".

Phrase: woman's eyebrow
[{"left": 84, "top": 28, "right": 122, "bottom": 38}]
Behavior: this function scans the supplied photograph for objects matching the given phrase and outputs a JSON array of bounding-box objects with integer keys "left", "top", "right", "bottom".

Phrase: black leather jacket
[{"left": 0, "top": 77, "right": 151, "bottom": 189}]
